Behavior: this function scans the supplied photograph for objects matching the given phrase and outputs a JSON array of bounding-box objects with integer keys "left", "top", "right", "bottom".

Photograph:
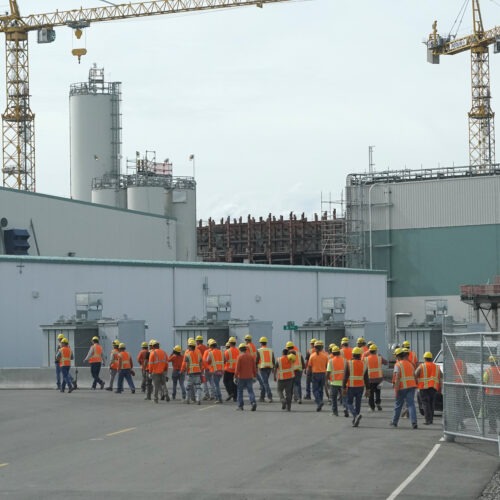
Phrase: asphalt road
[{"left": 0, "top": 385, "right": 497, "bottom": 499}]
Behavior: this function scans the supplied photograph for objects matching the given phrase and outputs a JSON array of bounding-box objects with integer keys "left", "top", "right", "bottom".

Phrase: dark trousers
[
  {"left": 329, "top": 385, "right": 344, "bottom": 413},
  {"left": 223, "top": 371, "right": 236, "bottom": 400},
  {"left": 90, "top": 362, "right": 104, "bottom": 388},
  {"left": 420, "top": 387, "right": 437, "bottom": 424},
  {"left": 172, "top": 369, "right": 186, "bottom": 399},
  {"left": 346, "top": 386, "right": 364, "bottom": 418},
  {"left": 485, "top": 395, "right": 499, "bottom": 432},
  {"left": 312, "top": 373, "right": 326, "bottom": 407},
  {"left": 277, "top": 378, "right": 294, "bottom": 410},
  {"left": 368, "top": 381, "right": 382, "bottom": 410},
  {"left": 293, "top": 371, "right": 303, "bottom": 401},
  {"left": 61, "top": 366, "right": 73, "bottom": 391},
  {"left": 55, "top": 363, "right": 61, "bottom": 389},
  {"left": 258, "top": 368, "right": 273, "bottom": 399},
  {"left": 306, "top": 370, "right": 312, "bottom": 397},
  {"left": 117, "top": 369, "right": 135, "bottom": 392}
]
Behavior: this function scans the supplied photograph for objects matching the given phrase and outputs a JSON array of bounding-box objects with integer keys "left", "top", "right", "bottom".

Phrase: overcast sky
[{"left": 10, "top": 0, "right": 500, "bottom": 220}]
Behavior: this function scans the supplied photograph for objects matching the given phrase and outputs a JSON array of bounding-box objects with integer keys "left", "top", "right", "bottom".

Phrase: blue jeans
[
  {"left": 237, "top": 378, "right": 256, "bottom": 408},
  {"left": 56, "top": 363, "right": 61, "bottom": 388},
  {"left": 329, "top": 385, "right": 344, "bottom": 413},
  {"left": 60, "top": 366, "right": 73, "bottom": 391},
  {"left": 258, "top": 368, "right": 272, "bottom": 399},
  {"left": 346, "top": 386, "right": 364, "bottom": 418},
  {"left": 312, "top": 373, "right": 326, "bottom": 406},
  {"left": 90, "top": 362, "right": 103, "bottom": 388},
  {"left": 212, "top": 372, "right": 223, "bottom": 401},
  {"left": 293, "top": 371, "right": 303, "bottom": 401},
  {"left": 392, "top": 388, "right": 417, "bottom": 425},
  {"left": 117, "top": 369, "right": 135, "bottom": 392},
  {"left": 172, "top": 370, "right": 186, "bottom": 399}
]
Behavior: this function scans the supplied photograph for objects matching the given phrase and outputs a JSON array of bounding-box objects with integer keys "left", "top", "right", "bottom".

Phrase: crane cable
[{"left": 449, "top": 0, "right": 470, "bottom": 39}]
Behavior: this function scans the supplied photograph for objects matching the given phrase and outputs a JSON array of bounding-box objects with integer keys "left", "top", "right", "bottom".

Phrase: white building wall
[
  {"left": 0, "top": 257, "right": 386, "bottom": 367},
  {"left": 0, "top": 187, "right": 176, "bottom": 260}
]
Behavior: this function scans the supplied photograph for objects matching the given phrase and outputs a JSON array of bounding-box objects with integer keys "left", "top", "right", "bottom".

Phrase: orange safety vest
[
  {"left": 327, "top": 355, "right": 346, "bottom": 384},
  {"left": 397, "top": 359, "right": 416, "bottom": 389},
  {"left": 224, "top": 346, "right": 239, "bottom": 373},
  {"left": 365, "top": 353, "right": 383, "bottom": 380},
  {"left": 88, "top": 344, "right": 103, "bottom": 363},
  {"left": 341, "top": 346, "right": 353, "bottom": 361},
  {"left": 60, "top": 346, "right": 72, "bottom": 367},
  {"left": 185, "top": 349, "right": 202, "bottom": 374},
  {"left": 197, "top": 344, "right": 208, "bottom": 356},
  {"left": 417, "top": 361, "right": 439, "bottom": 390},
  {"left": 408, "top": 351, "right": 418, "bottom": 367},
  {"left": 291, "top": 347, "right": 303, "bottom": 372},
  {"left": 110, "top": 348, "right": 120, "bottom": 370},
  {"left": 258, "top": 347, "right": 273, "bottom": 369},
  {"left": 277, "top": 356, "right": 294, "bottom": 380},
  {"left": 119, "top": 351, "right": 132, "bottom": 370},
  {"left": 246, "top": 342, "right": 257, "bottom": 359},
  {"left": 484, "top": 366, "right": 500, "bottom": 395},
  {"left": 149, "top": 348, "right": 167, "bottom": 374},
  {"left": 208, "top": 348, "right": 224, "bottom": 372},
  {"left": 453, "top": 358, "right": 465, "bottom": 383},
  {"left": 347, "top": 359, "right": 366, "bottom": 387},
  {"left": 137, "top": 349, "right": 149, "bottom": 369}
]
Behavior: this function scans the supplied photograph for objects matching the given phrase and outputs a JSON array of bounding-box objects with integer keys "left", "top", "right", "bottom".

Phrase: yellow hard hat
[
  {"left": 141, "top": 341, "right": 148, "bottom": 348},
  {"left": 188, "top": 339, "right": 196, "bottom": 347},
  {"left": 259, "top": 336, "right": 268, "bottom": 343},
  {"left": 173, "top": 345, "right": 181, "bottom": 353},
  {"left": 310, "top": 338, "right": 317, "bottom": 344},
  {"left": 225, "top": 342, "right": 230, "bottom": 348},
  {"left": 112, "top": 339, "right": 120, "bottom": 346},
  {"left": 394, "top": 347, "right": 403, "bottom": 356},
  {"left": 195, "top": 335, "right": 204, "bottom": 341},
  {"left": 488, "top": 355, "right": 496, "bottom": 363},
  {"left": 208, "top": 339, "right": 217, "bottom": 346},
  {"left": 423, "top": 352, "right": 433, "bottom": 359},
  {"left": 57, "top": 334, "right": 65, "bottom": 340},
  {"left": 61, "top": 338, "right": 69, "bottom": 344},
  {"left": 228, "top": 337, "right": 237, "bottom": 343},
  {"left": 402, "top": 340, "right": 410, "bottom": 348},
  {"left": 92, "top": 336, "right": 99, "bottom": 342},
  {"left": 331, "top": 345, "right": 340, "bottom": 353},
  {"left": 119, "top": 343, "right": 126, "bottom": 349},
  {"left": 352, "top": 347, "right": 363, "bottom": 356},
  {"left": 207, "top": 338, "right": 214, "bottom": 345},
  {"left": 239, "top": 343, "right": 247, "bottom": 349},
  {"left": 369, "top": 344, "right": 378, "bottom": 351},
  {"left": 367, "top": 341, "right": 373, "bottom": 347},
  {"left": 357, "top": 337, "right": 366, "bottom": 344},
  {"left": 286, "top": 341, "right": 295, "bottom": 349},
  {"left": 341, "top": 337, "right": 349, "bottom": 344},
  {"left": 402, "top": 347, "right": 409, "bottom": 354},
  {"left": 244, "top": 334, "right": 252, "bottom": 341},
  {"left": 287, "top": 353, "right": 297, "bottom": 362},
  {"left": 314, "top": 340, "right": 324, "bottom": 347},
  {"left": 149, "top": 339, "right": 156, "bottom": 346}
]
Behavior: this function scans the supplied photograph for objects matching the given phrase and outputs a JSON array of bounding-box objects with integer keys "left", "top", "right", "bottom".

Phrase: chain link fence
[{"left": 443, "top": 332, "right": 500, "bottom": 444}]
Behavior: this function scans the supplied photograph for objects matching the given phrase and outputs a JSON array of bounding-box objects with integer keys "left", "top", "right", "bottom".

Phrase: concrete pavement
[{"left": 0, "top": 386, "right": 497, "bottom": 499}]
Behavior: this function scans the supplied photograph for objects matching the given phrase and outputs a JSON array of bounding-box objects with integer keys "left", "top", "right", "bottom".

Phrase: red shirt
[{"left": 235, "top": 352, "right": 257, "bottom": 379}]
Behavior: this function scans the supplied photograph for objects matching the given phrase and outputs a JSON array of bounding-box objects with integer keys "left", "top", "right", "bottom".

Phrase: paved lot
[{"left": 0, "top": 385, "right": 498, "bottom": 499}]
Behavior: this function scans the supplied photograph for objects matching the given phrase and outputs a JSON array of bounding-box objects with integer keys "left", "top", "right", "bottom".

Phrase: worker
[
  {"left": 304, "top": 338, "right": 317, "bottom": 400},
  {"left": 115, "top": 343, "right": 136, "bottom": 394},
  {"left": 83, "top": 336, "right": 105, "bottom": 390},
  {"left": 182, "top": 338, "right": 203, "bottom": 405},
  {"left": 342, "top": 346, "right": 370, "bottom": 427},
  {"left": 169, "top": 345, "right": 186, "bottom": 400},
  {"left": 402, "top": 340, "right": 418, "bottom": 367},
  {"left": 195, "top": 335, "right": 210, "bottom": 400},
  {"left": 149, "top": 340, "right": 170, "bottom": 403},
  {"left": 244, "top": 334, "right": 257, "bottom": 359},
  {"left": 307, "top": 340, "right": 329, "bottom": 411},
  {"left": 340, "top": 337, "right": 353, "bottom": 361},
  {"left": 326, "top": 345, "right": 347, "bottom": 416},
  {"left": 55, "top": 338, "right": 74, "bottom": 393},
  {"left": 362, "top": 341, "right": 373, "bottom": 360},
  {"left": 202, "top": 339, "right": 215, "bottom": 400},
  {"left": 206, "top": 339, "right": 224, "bottom": 403},
  {"left": 137, "top": 341, "right": 149, "bottom": 393},
  {"left": 357, "top": 337, "right": 369, "bottom": 354},
  {"left": 105, "top": 339, "right": 121, "bottom": 391},
  {"left": 483, "top": 355, "right": 500, "bottom": 433},
  {"left": 289, "top": 341, "right": 306, "bottom": 404},
  {"left": 256, "top": 337, "right": 275, "bottom": 403},
  {"left": 275, "top": 348, "right": 295, "bottom": 411},
  {"left": 415, "top": 352, "right": 441, "bottom": 425},
  {"left": 223, "top": 337, "right": 239, "bottom": 402},
  {"left": 364, "top": 343, "right": 388, "bottom": 412},
  {"left": 144, "top": 339, "right": 156, "bottom": 401},
  {"left": 390, "top": 348, "right": 418, "bottom": 429},
  {"left": 55, "top": 333, "right": 65, "bottom": 390},
  {"left": 234, "top": 343, "right": 257, "bottom": 411}
]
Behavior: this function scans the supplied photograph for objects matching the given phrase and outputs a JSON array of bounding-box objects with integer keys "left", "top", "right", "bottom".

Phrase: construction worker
[
  {"left": 182, "top": 338, "right": 203, "bottom": 405},
  {"left": 195, "top": 335, "right": 210, "bottom": 400},
  {"left": 106, "top": 339, "right": 121, "bottom": 391},
  {"left": 234, "top": 343, "right": 257, "bottom": 411},
  {"left": 223, "top": 337, "right": 239, "bottom": 402},
  {"left": 340, "top": 337, "right": 353, "bottom": 361},
  {"left": 357, "top": 337, "right": 369, "bottom": 354},
  {"left": 115, "top": 343, "right": 136, "bottom": 394},
  {"left": 275, "top": 348, "right": 295, "bottom": 411},
  {"left": 144, "top": 339, "right": 156, "bottom": 401},
  {"left": 390, "top": 348, "right": 418, "bottom": 429},
  {"left": 307, "top": 340, "right": 329, "bottom": 411},
  {"left": 483, "top": 355, "right": 500, "bottom": 433},
  {"left": 362, "top": 341, "right": 373, "bottom": 361},
  {"left": 244, "top": 334, "right": 257, "bottom": 359},
  {"left": 415, "top": 351, "right": 441, "bottom": 425},
  {"left": 55, "top": 338, "right": 74, "bottom": 393},
  {"left": 55, "top": 333, "right": 65, "bottom": 390},
  {"left": 289, "top": 341, "right": 306, "bottom": 404},
  {"left": 149, "top": 340, "right": 170, "bottom": 403},
  {"left": 84, "top": 336, "right": 105, "bottom": 390},
  {"left": 202, "top": 339, "right": 215, "bottom": 400},
  {"left": 402, "top": 340, "right": 418, "bottom": 367},
  {"left": 326, "top": 345, "right": 347, "bottom": 416},
  {"left": 169, "top": 345, "right": 186, "bottom": 400},
  {"left": 304, "top": 338, "right": 317, "bottom": 400},
  {"left": 137, "top": 341, "right": 149, "bottom": 393},
  {"left": 206, "top": 339, "right": 224, "bottom": 403},
  {"left": 365, "top": 343, "right": 388, "bottom": 412},
  {"left": 343, "top": 346, "right": 370, "bottom": 427},
  {"left": 256, "top": 337, "right": 275, "bottom": 403}
]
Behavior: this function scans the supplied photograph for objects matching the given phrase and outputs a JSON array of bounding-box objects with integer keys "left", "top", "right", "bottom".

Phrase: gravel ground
[{"left": 480, "top": 468, "right": 500, "bottom": 499}]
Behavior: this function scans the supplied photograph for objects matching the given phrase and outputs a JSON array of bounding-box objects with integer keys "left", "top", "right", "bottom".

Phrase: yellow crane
[
  {"left": 0, "top": 0, "right": 293, "bottom": 191},
  {"left": 427, "top": 0, "right": 500, "bottom": 169}
]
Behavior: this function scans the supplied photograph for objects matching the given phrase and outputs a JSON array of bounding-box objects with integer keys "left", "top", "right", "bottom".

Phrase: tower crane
[
  {"left": 426, "top": 0, "right": 500, "bottom": 169},
  {"left": 0, "top": 0, "right": 293, "bottom": 192}
]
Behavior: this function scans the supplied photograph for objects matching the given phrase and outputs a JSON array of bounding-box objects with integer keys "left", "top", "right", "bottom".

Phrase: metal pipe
[{"left": 368, "top": 183, "right": 381, "bottom": 269}]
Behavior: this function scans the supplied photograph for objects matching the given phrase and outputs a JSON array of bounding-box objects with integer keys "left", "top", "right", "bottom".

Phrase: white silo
[
  {"left": 70, "top": 65, "right": 122, "bottom": 202},
  {"left": 91, "top": 174, "right": 127, "bottom": 209},
  {"left": 170, "top": 178, "right": 197, "bottom": 261}
]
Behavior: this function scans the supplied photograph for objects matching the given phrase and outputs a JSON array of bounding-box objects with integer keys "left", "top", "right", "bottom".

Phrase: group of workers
[{"left": 54, "top": 333, "right": 499, "bottom": 431}]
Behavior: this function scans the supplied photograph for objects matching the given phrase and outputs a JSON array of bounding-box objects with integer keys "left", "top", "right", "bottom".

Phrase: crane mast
[{"left": 0, "top": 0, "right": 293, "bottom": 191}]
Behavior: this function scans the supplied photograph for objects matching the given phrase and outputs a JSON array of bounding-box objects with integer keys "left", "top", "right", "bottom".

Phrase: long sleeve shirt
[{"left": 235, "top": 352, "right": 257, "bottom": 379}]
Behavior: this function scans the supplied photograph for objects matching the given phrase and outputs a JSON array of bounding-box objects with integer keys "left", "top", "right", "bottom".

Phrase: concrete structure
[
  {"left": 345, "top": 166, "right": 500, "bottom": 337},
  {"left": 0, "top": 255, "right": 386, "bottom": 367}
]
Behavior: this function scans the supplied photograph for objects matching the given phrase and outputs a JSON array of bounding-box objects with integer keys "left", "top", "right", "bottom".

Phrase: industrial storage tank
[
  {"left": 70, "top": 65, "right": 122, "bottom": 202},
  {"left": 171, "top": 178, "right": 197, "bottom": 261},
  {"left": 127, "top": 185, "right": 166, "bottom": 216}
]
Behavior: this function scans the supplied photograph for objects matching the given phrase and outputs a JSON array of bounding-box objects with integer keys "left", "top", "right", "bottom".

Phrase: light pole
[{"left": 189, "top": 154, "right": 195, "bottom": 178}]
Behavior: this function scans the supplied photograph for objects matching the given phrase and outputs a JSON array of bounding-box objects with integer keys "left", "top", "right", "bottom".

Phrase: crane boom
[{"left": 1, "top": 0, "right": 294, "bottom": 191}]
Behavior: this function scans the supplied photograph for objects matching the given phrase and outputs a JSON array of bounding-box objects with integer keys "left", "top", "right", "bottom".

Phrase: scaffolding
[{"left": 460, "top": 276, "right": 500, "bottom": 331}]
